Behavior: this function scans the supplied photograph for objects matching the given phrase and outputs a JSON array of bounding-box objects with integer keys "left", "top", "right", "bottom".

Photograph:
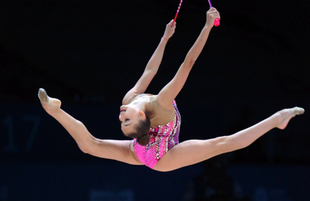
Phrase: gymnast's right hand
[
  {"left": 206, "top": 7, "right": 220, "bottom": 28},
  {"left": 163, "top": 20, "right": 176, "bottom": 40}
]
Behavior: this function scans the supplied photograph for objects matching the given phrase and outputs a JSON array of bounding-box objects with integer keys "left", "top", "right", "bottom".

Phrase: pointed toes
[
  {"left": 38, "top": 88, "right": 48, "bottom": 103},
  {"left": 292, "top": 107, "right": 305, "bottom": 116}
]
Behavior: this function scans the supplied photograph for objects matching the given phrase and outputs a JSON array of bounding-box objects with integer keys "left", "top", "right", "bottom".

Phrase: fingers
[
  {"left": 207, "top": 7, "right": 220, "bottom": 20},
  {"left": 171, "top": 21, "right": 176, "bottom": 28},
  {"left": 208, "top": 7, "right": 218, "bottom": 12},
  {"left": 167, "top": 19, "right": 176, "bottom": 28}
]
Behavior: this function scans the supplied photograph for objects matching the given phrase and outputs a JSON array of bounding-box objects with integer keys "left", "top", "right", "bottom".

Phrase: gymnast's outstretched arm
[
  {"left": 38, "top": 88, "right": 143, "bottom": 165},
  {"left": 122, "top": 20, "right": 176, "bottom": 105},
  {"left": 157, "top": 8, "right": 220, "bottom": 110}
]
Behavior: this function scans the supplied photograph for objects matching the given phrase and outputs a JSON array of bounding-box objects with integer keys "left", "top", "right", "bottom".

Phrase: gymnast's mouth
[{"left": 120, "top": 105, "right": 127, "bottom": 113}]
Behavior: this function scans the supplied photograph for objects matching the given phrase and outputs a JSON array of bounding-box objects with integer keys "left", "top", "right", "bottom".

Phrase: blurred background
[{"left": 1, "top": 0, "right": 309, "bottom": 200}]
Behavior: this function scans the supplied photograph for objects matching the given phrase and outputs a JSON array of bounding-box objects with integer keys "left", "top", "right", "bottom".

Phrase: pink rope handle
[{"left": 173, "top": 0, "right": 183, "bottom": 22}]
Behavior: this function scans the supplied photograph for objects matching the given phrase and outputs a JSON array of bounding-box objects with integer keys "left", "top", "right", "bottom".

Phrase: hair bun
[{"left": 137, "top": 134, "right": 150, "bottom": 146}]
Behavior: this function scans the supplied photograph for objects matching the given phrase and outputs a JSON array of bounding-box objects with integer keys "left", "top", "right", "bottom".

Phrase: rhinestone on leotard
[{"left": 132, "top": 100, "right": 181, "bottom": 169}]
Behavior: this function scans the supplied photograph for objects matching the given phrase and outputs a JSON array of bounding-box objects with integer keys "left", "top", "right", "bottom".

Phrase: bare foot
[
  {"left": 38, "top": 88, "right": 62, "bottom": 113},
  {"left": 277, "top": 107, "right": 305, "bottom": 129}
]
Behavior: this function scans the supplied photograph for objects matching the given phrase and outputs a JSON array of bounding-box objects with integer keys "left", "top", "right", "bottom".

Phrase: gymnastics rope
[
  {"left": 173, "top": 0, "right": 183, "bottom": 22},
  {"left": 173, "top": 0, "right": 220, "bottom": 26}
]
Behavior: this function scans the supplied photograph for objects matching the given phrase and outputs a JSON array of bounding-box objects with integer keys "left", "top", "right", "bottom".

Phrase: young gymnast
[{"left": 38, "top": 8, "right": 304, "bottom": 172}]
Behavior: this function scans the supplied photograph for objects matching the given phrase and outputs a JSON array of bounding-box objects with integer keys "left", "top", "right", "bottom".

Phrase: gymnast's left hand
[{"left": 163, "top": 20, "right": 176, "bottom": 40}]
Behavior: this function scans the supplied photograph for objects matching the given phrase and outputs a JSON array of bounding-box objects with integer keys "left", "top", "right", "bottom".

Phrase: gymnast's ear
[{"left": 138, "top": 111, "right": 146, "bottom": 120}]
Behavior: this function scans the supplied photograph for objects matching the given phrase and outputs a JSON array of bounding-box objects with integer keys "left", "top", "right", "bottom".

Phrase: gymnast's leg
[
  {"left": 38, "top": 88, "right": 142, "bottom": 165},
  {"left": 154, "top": 107, "right": 304, "bottom": 172}
]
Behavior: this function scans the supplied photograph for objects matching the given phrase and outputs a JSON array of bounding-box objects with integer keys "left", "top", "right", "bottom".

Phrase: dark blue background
[{"left": 1, "top": 0, "right": 310, "bottom": 200}]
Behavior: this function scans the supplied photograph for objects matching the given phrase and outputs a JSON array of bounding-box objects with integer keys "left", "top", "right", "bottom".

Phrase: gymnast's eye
[
  {"left": 124, "top": 119, "right": 132, "bottom": 126},
  {"left": 120, "top": 119, "right": 130, "bottom": 124}
]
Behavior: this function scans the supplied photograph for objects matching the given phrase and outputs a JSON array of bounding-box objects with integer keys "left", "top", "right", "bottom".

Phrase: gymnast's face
[{"left": 119, "top": 105, "right": 145, "bottom": 136}]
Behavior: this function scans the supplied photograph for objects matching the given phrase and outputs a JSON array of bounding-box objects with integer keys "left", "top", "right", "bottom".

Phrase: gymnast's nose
[{"left": 119, "top": 113, "right": 123, "bottom": 121}]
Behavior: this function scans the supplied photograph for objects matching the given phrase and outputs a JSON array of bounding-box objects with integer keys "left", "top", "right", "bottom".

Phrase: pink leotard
[{"left": 133, "top": 100, "right": 181, "bottom": 169}]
